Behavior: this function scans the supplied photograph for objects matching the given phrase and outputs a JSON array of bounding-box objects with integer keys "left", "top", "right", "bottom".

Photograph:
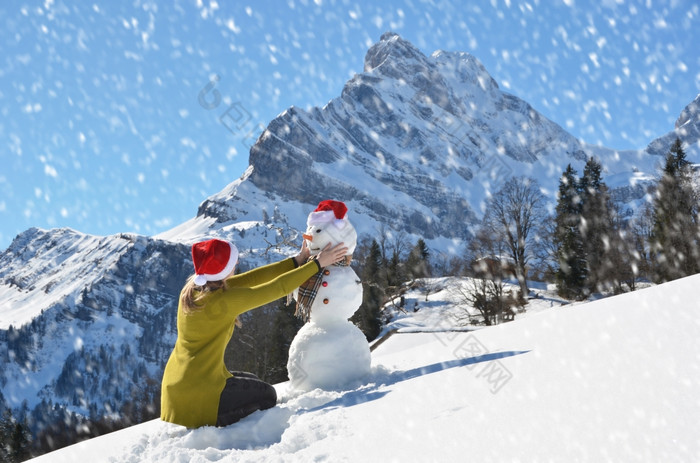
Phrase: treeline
[
  {"left": 553, "top": 137, "right": 699, "bottom": 299},
  {"left": 1, "top": 330, "right": 163, "bottom": 460},
  {"left": 455, "top": 137, "right": 698, "bottom": 303},
  {"left": 347, "top": 137, "right": 699, "bottom": 324},
  {"left": 352, "top": 232, "right": 432, "bottom": 339},
  {"left": 0, "top": 388, "right": 159, "bottom": 462}
]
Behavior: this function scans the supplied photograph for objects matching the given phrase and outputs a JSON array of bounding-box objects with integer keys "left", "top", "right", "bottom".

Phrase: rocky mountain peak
[
  {"left": 231, "top": 34, "right": 593, "bottom": 244},
  {"left": 363, "top": 31, "right": 431, "bottom": 75},
  {"left": 646, "top": 93, "right": 700, "bottom": 156},
  {"left": 191, "top": 34, "right": 700, "bottom": 254},
  {"left": 676, "top": 93, "right": 700, "bottom": 130}
]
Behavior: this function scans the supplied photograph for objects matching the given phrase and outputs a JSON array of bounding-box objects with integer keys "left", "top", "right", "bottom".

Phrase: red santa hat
[
  {"left": 191, "top": 239, "right": 239, "bottom": 286},
  {"left": 307, "top": 200, "right": 349, "bottom": 229}
]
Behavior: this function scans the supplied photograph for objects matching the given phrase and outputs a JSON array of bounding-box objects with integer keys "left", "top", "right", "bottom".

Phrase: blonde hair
[{"left": 180, "top": 275, "right": 242, "bottom": 327}]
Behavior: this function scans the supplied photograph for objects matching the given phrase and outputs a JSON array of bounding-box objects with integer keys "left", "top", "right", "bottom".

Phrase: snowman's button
[
  {"left": 323, "top": 298, "right": 329, "bottom": 304},
  {"left": 323, "top": 269, "right": 330, "bottom": 275},
  {"left": 322, "top": 281, "right": 328, "bottom": 287}
]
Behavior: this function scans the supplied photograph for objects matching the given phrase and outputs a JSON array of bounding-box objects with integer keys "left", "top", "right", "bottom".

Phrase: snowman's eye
[{"left": 315, "top": 229, "right": 322, "bottom": 233}]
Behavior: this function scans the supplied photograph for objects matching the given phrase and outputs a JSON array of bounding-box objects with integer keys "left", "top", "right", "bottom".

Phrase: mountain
[
  {"left": 191, "top": 32, "right": 592, "bottom": 247},
  {"left": 31, "top": 274, "right": 700, "bottom": 462},
  {"left": 177, "top": 32, "right": 700, "bottom": 251},
  {"left": 0, "top": 228, "right": 190, "bottom": 427},
  {"left": 646, "top": 94, "right": 700, "bottom": 157},
  {"left": 1, "top": 32, "right": 699, "bottom": 455}
]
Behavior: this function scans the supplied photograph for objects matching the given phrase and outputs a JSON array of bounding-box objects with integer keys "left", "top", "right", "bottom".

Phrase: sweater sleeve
[
  {"left": 226, "top": 258, "right": 296, "bottom": 288},
  {"left": 203, "top": 259, "right": 320, "bottom": 322}
]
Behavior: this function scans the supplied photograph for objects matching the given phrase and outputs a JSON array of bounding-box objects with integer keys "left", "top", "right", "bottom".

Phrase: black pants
[{"left": 216, "top": 371, "right": 277, "bottom": 427}]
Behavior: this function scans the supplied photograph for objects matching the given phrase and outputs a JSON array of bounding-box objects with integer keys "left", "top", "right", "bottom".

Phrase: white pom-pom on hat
[{"left": 191, "top": 239, "right": 238, "bottom": 286}]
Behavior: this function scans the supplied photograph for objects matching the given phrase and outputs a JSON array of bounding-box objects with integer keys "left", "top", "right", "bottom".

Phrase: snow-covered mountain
[
  {"left": 646, "top": 93, "right": 700, "bottom": 157},
  {"left": 0, "top": 228, "right": 191, "bottom": 420},
  {"left": 1, "top": 32, "right": 699, "bottom": 454},
  {"left": 31, "top": 273, "right": 700, "bottom": 462},
  {"left": 186, "top": 32, "right": 699, "bottom": 252}
]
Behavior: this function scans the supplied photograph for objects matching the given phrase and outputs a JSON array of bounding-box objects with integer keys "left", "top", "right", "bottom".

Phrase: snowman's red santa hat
[
  {"left": 191, "top": 239, "right": 239, "bottom": 286},
  {"left": 307, "top": 200, "right": 349, "bottom": 229}
]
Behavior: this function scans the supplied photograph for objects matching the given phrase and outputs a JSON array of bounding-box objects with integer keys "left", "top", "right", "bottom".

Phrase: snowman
[{"left": 287, "top": 200, "right": 371, "bottom": 391}]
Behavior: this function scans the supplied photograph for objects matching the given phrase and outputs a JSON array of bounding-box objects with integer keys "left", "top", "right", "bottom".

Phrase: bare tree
[
  {"left": 456, "top": 228, "right": 522, "bottom": 325},
  {"left": 482, "top": 176, "right": 546, "bottom": 300},
  {"left": 530, "top": 217, "right": 558, "bottom": 281},
  {"left": 450, "top": 277, "right": 517, "bottom": 326},
  {"left": 431, "top": 251, "right": 464, "bottom": 277}
]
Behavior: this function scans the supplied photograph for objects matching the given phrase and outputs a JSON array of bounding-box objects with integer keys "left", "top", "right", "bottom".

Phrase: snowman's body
[{"left": 287, "top": 201, "right": 371, "bottom": 391}]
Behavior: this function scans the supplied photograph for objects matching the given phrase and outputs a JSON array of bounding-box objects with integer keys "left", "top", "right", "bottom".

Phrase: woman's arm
[
  {"left": 205, "top": 243, "right": 349, "bottom": 321},
  {"left": 207, "top": 259, "right": 321, "bottom": 320},
  {"left": 227, "top": 240, "right": 338, "bottom": 288},
  {"left": 226, "top": 258, "right": 297, "bottom": 288}
]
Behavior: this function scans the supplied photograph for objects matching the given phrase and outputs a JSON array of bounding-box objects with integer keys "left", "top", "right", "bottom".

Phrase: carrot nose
[{"left": 303, "top": 234, "right": 313, "bottom": 241}]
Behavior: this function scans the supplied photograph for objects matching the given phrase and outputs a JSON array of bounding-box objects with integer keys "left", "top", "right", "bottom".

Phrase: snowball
[{"left": 287, "top": 320, "right": 371, "bottom": 392}]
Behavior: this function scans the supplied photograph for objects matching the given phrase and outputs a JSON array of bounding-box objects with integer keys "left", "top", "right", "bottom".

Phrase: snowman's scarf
[{"left": 292, "top": 256, "right": 352, "bottom": 322}]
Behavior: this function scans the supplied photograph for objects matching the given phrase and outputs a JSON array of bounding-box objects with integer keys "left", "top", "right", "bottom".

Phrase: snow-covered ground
[{"left": 31, "top": 274, "right": 700, "bottom": 462}]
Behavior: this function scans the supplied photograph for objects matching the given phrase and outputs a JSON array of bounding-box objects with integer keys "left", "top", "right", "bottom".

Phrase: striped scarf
[{"left": 293, "top": 256, "right": 352, "bottom": 322}]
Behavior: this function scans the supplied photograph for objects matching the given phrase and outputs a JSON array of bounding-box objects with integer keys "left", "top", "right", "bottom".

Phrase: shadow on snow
[{"left": 303, "top": 350, "right": 531, "bottom": 413}]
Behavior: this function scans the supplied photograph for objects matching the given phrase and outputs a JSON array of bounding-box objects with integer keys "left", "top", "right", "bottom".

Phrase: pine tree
[
  {"left": 0, "top": 409, "right": 30, "bottom": 463},
  {"left": 405, "top": 239, "right": 431, "bottom": 280},
  {"left": 579, "top": 157, "right": 616, "bottom": 293},
  {"left": 9, "top": 421, "right": 30, "bottom": 462},
  {"left": 352, "top": 240, "right": 384, "bottom": 341},
  {"left": 0, "top": 409, "right": 10, "bottom": 461},
  {"left": 267, "top": 299, "right": 304, "bottom": 383},
  {"left": 554, "top": 165, "right": 587, "bottom": 299},
  {"left": 386, "top": 249, "right": 403, "bottom": 288},
  {"left": 650, "top": 138, "right": 700, "bottom": 282},
  {"left": 629, "top": 203, "right": 655, "bottom": 283}
]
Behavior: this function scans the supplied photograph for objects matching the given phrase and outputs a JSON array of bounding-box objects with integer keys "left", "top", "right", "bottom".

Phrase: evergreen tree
[
  {"left": 352, "top": 240, "right": 384, "bottom": 341},
  {"left": 405, "top": 239, "right": 431, "bottom": 280},
  {"left": 629, "top": 203, "right": 655, "bottom": 283},
  {"left": 386, "top": 249, "right": 403, "bottom": 288},
  {"left": 650, "top": 138, "right": 700, "bottom": 282},
  {"left": 0, "top": 409, "right": 10, "bottom": 461},
  {"left": 554, "top": 165, "right": 587, "bottom": 299},
  {"left": 579, "top": 157, "right": 616, "bottom": 293},
  {"left": 267, "top": 299, "right": 304, "bottom": 383},
  {"left": 0, "top": 409, "right": 30, "bottom": 463},
  {"left": 9, "top": 421, "right": 30, "bottom": 462}
]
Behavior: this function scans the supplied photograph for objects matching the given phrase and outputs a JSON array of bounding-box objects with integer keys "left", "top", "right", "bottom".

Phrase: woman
[{"left": 161, "top": 237, "right": 347, "bottom": 428}]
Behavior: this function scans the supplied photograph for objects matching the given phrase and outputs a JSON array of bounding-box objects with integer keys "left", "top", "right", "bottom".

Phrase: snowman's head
[{"left": 303, "top": 200, "right": 357, "bottom": 256}]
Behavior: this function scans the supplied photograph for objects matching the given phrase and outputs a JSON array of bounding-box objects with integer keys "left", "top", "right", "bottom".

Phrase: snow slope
[{"left": 31, "top": 274, "right": 700, "bottom": 462}]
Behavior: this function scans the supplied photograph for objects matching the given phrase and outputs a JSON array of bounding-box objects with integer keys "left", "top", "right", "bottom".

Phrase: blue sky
[{"left": 1, "top": 0, "right": 698, "bottom": 250}]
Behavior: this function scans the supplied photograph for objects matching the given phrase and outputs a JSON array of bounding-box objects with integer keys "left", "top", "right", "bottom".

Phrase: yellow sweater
[{"left": 160, "top": 257, "right": 319, "bottom": 428}]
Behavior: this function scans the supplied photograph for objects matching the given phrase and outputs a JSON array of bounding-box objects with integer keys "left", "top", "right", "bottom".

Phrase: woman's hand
[
  {"left": 315, "top": 242, "right": 349, "bottom": 268},
  {"left": 294, "top": 240, "right": 311, "bottom": 267}
]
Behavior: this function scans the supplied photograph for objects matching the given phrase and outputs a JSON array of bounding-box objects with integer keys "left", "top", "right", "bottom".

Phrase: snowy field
[{"left": 31, "top": 274, "right": 700, "bottom": 462}]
